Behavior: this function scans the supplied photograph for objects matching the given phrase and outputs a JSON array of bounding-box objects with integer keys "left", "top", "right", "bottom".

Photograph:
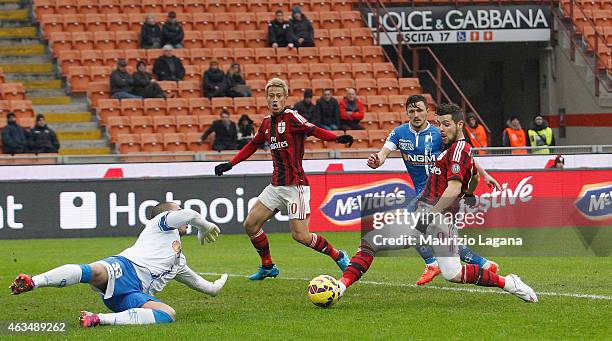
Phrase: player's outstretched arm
[
  {"left": 165, "top": 209, "right": 221, "bottom": 244},
  {"left": 310, "top": 126, "right": 353, "bottom": 146},
  {"left": 175, "top": 265, "right": 228, "bottom": 297},
  {"left": 474, "top": 160, "right": 501, "bottom": 190},
  {"left": 367, "top": 147, "right": 393, "bottom": 169},
  {"left": 215, "top": 123, "right": 267, "bottom": 176}
]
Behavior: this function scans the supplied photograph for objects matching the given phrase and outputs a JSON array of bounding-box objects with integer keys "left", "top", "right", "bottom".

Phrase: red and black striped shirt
[
  {"left": 420, "top": 139, "right": 475, "bottom": 208},
  {"left": 251, "top": 107, "right": 316, "bottom": 186}
]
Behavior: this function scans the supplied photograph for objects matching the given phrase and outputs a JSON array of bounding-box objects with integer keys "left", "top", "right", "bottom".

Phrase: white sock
[
  {"left": 32, "top": 264, "right": 82, "bottom": 288},
  {"left": 98, "top": 308, "right": 156, "bottom": 325}
]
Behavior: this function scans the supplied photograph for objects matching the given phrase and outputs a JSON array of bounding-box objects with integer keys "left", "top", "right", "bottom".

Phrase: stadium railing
[{"left": 0, "top": 145, "right": 609, "bottom": 164}]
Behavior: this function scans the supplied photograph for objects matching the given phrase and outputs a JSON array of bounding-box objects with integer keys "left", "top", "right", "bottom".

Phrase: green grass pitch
[{"left": 1, "top": 232, "right": 611, "bottom": 340}]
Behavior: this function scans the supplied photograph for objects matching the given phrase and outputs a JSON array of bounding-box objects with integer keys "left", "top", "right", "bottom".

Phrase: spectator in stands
[
  {"left": 316, "top": 88, "right": 340, "bottom": 131},
  {"left": 339, "top": 88, "right": 365, "bottom": 130},
  {"left": 293, "top": 89, "right": 317, "bottom": 124},
  {"left": 110, "top": 59, "right": 141, "bottom": 99},
  {"left": 226, "top": 63, "right": 251, "bottom": 98},
  {"left": 161, "top": 11, "right": 184, "bottom": 49},
  {"left": 153, "top": 45, "right": 185, "bottom": 81},
  {"left": 201, "top": 110, "right": 238, "bottom": 151},
  {"left": 29, "top": 114, "right": 60, "bottom": 154},
  {"left": 552, "top": 155, "right": 564, "bottom": 169},
  {"left": 2, "top": 112, "right": 29, "bottom": 154},
  {"left": 288, "top": 6, "right": 315, "bottom": 48},
  {"left": 203, "top": 60, "right": 229, "bottom": 98},
  {"left": 237, "top": 114, "right": 254, "bottom": 149},
  {"left": 132, "top": 61, "right": 165, "bottom": 98},
  {"left": 140, "top": 15, "right": 163, "bottom": 49},
  {"left": 465, "top": 113, "right": 488, "bottom": 154},
  {"left": 528, "top": 114, "right": 555, "bottom": 154},
  {"left": 268, "top": 10, "right": 293, "bottom": 48},
  {"left": 502, "top": 116, "right": 527, "bottom": 154}
]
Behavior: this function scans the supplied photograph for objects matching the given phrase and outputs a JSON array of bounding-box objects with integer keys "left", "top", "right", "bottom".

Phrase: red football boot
[
  {"left": 79, "top": 311, "right": 101, "bottom": 328},
  {"left": 416, "top": 264, "right": 441, "bottom": 286},
  {"left": 10, "top": 274, "right": 34, "bottom": 295}
]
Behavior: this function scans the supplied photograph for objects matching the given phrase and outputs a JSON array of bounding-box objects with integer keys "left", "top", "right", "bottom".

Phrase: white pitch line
[{"left": 198, "top": 272, "right": 612, "bottom": 301}]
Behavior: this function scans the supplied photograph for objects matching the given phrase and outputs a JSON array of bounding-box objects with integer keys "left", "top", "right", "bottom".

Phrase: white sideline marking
[{"left": 198, "top": 272, "right": 612, "bottom": 301}]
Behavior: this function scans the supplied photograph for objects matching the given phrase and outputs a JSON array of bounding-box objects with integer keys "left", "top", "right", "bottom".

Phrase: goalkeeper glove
[
  {"left": 215, "top": 162, "right": 233, "bottom": 176},
  {"left": 463, "top": 193, "right": 477, "bottom": 208},
  {"left": 197, "top": 222, "right": 221, "bottom": 245},
  {"left": 336, "top": 134, "right": 354, "bottom": 147}
]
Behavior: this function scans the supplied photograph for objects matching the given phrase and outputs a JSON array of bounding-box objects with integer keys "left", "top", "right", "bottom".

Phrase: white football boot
[{"left": 503, "top": 274, "right": 538, "bottom": 303}]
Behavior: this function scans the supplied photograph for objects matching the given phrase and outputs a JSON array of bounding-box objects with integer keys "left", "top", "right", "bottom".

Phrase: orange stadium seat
[
  {"left": 255, "top": 48, "right": 277, "bottom": 64},
  {"left": 98, "top": 0, "right": 121, "bottom": 13},
  {"left": 189, "top": 48, "right": 213, "bottom": 65},
  {"left": 255, "top": 12, "right": 273, "bottom": 30},
  {"left": 388, "top": 95, "right": 406, "bottom": 112},
  {"left": 68, "top": 66, "right": 89, "bottom": 92},
  {"left": 153, "top": 115, "right": 177, "bottom": 134},
  {"left": 93, "top": 31, "right": 117, "bottom": 51},
  {"left": 312, "top": 79, "right": 333, "bottom": 96},
  {"left": 189, "top": 13, "right": 213, "bottom": 32},
  {"left": 356, "top": 78, "right": 377, "bottom": 96},
  {"left": 350, "top": 28, "right": 374, "bottom": 47},
  {"left": 330, "top": 63, "right": 351, "bottom": 79},
  {"left": 319, "top": 47, "right": 341, "bottom": 64},
  {"left": 80, "top": 50, "right": 103, "bottom": 67},
  {"left": 361, "top": 46, "right": 386, "bottom": 63},
  {"left": 215, "top": 13, "right": 236, "bottom": 31},
  {"left": 352, "top": 63, "right": 374, "bottom": 79},
  {"left": 368, "top": 129, "right": 389, "bottom": 148},
  {"left": 333, "top": 78, "right": 354, "bottom": 96},
  {"left": 277, "top": 48, "right": 299, "bottom": 64},
  {"left": 0, "top": 83, "right": 25, "bottom": 100},
  {"left": 212, "top": 97, "right": 234, "bottom": 113},
  {"left": 121, "top": 98, "right": 144, "bottom": 117},
  {"left": 309, "top": 63, "right": 331, "bottom": 79},
  {"left": 227, "top": 0, "right": 247, "bottom": 13},
  {"left": 234, "top": 97, "right": 258, "bottom": 116},
  {"left": 49, "top": 32, "right": 72, "bottom": 56},
  {"left": 212, "top": 47, "right": 234, "bottom": 64},
  {"left": 340, "top": 46, "right": 362, "bottom": 63},
  {"left": 248, "top": 79, "right": 266, "bottom": 96},
  {"left": 176, "top": 115, "right": 199, "bottom": 132},
  {"left": 203, "top": 31, "right": 226, "bottom": 49},
  {"left": 144, "top": 98, "right": 168, "bottom": 116},
  {"left": 184, "top": 0, "right": 205, "bottom": 13},
  {"left": 314, "top": 29, "right": 331, "bottom": 47},
  {"left": 399, "top": 78, "right": 422, "bottom": 95},
  {"left": 340, "top": 11, "right": 363, "bottom": 29},
  {"left": 119, "top": 0, "right": 142, "bottom": 14},
  {"left": 310, "top": 0, "right": 332, "bottom": 12},
  {"left": 186, "top": 132, "right": 209, "bottom": 151},
  {"left": 40, "top": 14, "right": 63, "bottom": 37},
  {"left": 107, "top": 116, "right": 131, "bottom": 139},
  {"left": 62, "top": 13, "right": 85, "bottom": 32},
  {"left": 298, "top": 47, "right": 320, "bottom": 63},
  {"left": 234, "top": 48, "right": 256, "bottom": 64},
  {"left": 87, "top": 82, "right": 111, "bottom": 107},
  {"left": 130, "top": 116, "right": 154, "bottom": 134},
  {"left": 117, "top": 134, "right": 141, "bottom": 153},
  {"left": 377, "top": 78, "right": 399, "bottom": 95},
  {"left": 58, "top": 50, "right": 80, "bottom": 70},
  {"left": 245, "top": 30, "right": 267, "bottom": 48},
  {"left": 198, "top": 115, "right": 216, "bottom": 131},
  {"left": 378, "top": 112, "right": 401, "bottom": 130},
  {"left": 141, "top": 133, "right": 164, "bottom": 152},
  {"left": 9, "top": 100, "right": 34, "bottom": 118},
  {"left": 347, "top": 130, "right": 368, "bottom": 148},
  {"left": 178, "top": 81, "right": 201, "bottom": 98},
  {"left": 244, "top": 64, "right": 267, "bottom": 81},
  {"left": 72, "top": 32, "right": 94, "bottom": 50},
  {"left": 319, "top": 11, "right": 342, "bottom": 29},
  {"left": 189, "top": 97, "right": 211, "bottom": 116},
  {"left": 35, "top": 0, "right": 55, "bottom": 18},
  {"left": 0, "top": 101, "right": 9, "bottom": 116},
  {"left": 55, "top": 0, "right": 77, "bottom": 14},
  {"left": 124, "top": 49, "right": 147, "bottom": 66},
  {"left": 307, "top": 12, "right": 320, "bottom": 29},
  {"left": 362, "top": 112, "right": 379, "bottom": 129},
  {"left": 166, "top": 98, "right": 189, "bottom": 116},
  {"left": 289, "top": 79, "right": 311, "bottom": 97},
  {"left": 366, "top": 95, "right": 390, "bottom": 113},
  {"left": 164, "top": 133, "right": 188, "bottom": 152},
  {"left": 287, "top": 63, "right": 309, "bottom": 80},
  {"left": 89, "top": 66, "right": 111, "bottom": 83},
  {"left": 107, "top": 13, "right": 130, "bottom": 32},
  {"left": 247, "top": 0, "right": 269, "bottom": 13},
  {"left": 84, "top": 13, "right": 107, "bottom": 32},
  {"left": 102, "top": 49, "right": 125, "bottom": 67},
  {"left": 115, "top": 31, "right": 139, "bottom": 50},
  {"left": 329, "top": 28, "right": 351, "bottom": 47},
  {"left": 204, "top": 0, "right": 227, "bottom": 13},
  {"left": 162, "top": 0, "right": 184, "bottom": 13},
  {"left": 173, "top": 49, "right": 190, "bottom": 64},
  {"left": 373, "top": 63, "right": 397, "bottom": 79},
  {"left": 141, "top": 0, "right": 162, "bottom": 13},
  {"left": 268, "top": 1, "right": 291, "bottom": 12},
  {"left": 97, "top": 99, "right": 120, "bottom": 123},
  {"left": 183, "top": 31, "right": 204, "bottom": 49}
]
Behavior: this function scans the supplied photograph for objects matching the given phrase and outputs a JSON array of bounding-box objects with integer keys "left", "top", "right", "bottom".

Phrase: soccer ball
[{"left": 307, "top": 275, "right": 340, "bottom": 308}]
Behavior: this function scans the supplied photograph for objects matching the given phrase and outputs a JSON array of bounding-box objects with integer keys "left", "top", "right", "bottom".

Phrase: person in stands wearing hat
[
  {"left": 110, "top": 59, "right": 141, "bottom": 99},
  {"left": 2, "top": 112, "right": 29, "bottom": 154},
  {"left": 502, "top": 116, "right": 527, "bottom": 155},
  {"left": 161, "top": 11, "right": 184, "bottom": 49},
  {"left": 292, "top": 89, "right": 317, "bottom": 124},
  {"left": 153, "top": 45, "right": 185, "bottom": 81},
  {"left": 29, "top": 114, "right": 60, "bottom": 154},
  {"left": 528, "top": 114, "right": 555, "bottom": 154},
  {"left": 288, "top": 6, "right": 315, "bottom": 48},
  {"left": 203, "top": 60, "right": 229, "bottom": 98}
]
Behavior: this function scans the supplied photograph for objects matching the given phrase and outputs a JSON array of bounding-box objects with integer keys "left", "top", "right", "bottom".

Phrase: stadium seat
[
  {"left": 351, "top": 63, "right": 374, "bottom": 79},
  {"left": 176, "top": 115, "right": 199, "bottom": 133},
  {"left": 314, "top": 29, "right": 331, "bottom": 47},
  {"left": 120, "top": 0, "right": 143, "bottom": 14},
  {"left": 84, "top": 13, "right": 107, "bottom": 32},
  {"left": 368, "top": 129, "right": 389, "bottom": 148},
  {"left": 366, "top": 95, "right": 390, "bottom": 113},
  {"left": 215, "top": 12, "right": 236, "bottom": 31},
  {"left": 255, "top": 48, "right": 277, "bottom": 64},
  {"left": 330, "top": 63, "right": 351, "bottom": 80},
  {"left": 319, "top": 11, "right": 342, "bottom": 29},
  {"left": 248, "top": 79, "right": 266, "bottom": 96},
  {"left": 121, "top": 98, "right": 144, "bottom": 117},
  {"left": 9, "top": 100, "right": 34, "bottom": 118},
  {"left": 58, "top": 50, "right": 80, "bottom": 71},
  {"left": 192, "top": 12, "right": 214, "bottom": 31},
  {"left": 130, "top": 115, "right": 154, "bottom": 134},
  {"left": 89, "top": 66, "right": 111, "bottom": 83},
  {"left": 102, "top": 49, "right": 125, "bottom": 67},
  {"left": 141, "top": 0, "right": 162, "bottom": 13},
  {"left": 298, "top": 47, "right": 320, "bottom": 63},
  {"left": 164, "top": 133, "right": 188, "bottom": 152},
  {"left": 189, "top": 48, "right": 213, "bottom": 66},
  {"left": 157, "top": 81, "right": 177, "bottom": 98},
  {"left": 87, "top": 82, "right": 111, "bottom": 108},
  {"left": 93, "top": 31, "right": 117, "bottom": 51},
  {"left": 244, "top": 64, "right": 267, "bottom": 81},
  {"left": 97, "top": 99, "right": 120, "bottom": 123},
  {"left": 373, "top": 63, "right": 398, "bottom": 79},
  {"left": 68, "top": 66, "right": 89, "bottom": 92},
  {"left": 329, "top": 28, "right": 351, "bottom": 47},
  {"left": 234, "top": 97, "right": 258, "bottom": 116},
  {"left": 153, "top": 115, "right": 176, "bottom": 134},
  {"left": 398, "top": 78, "right": 422, "bottom": 96},
  {"left": 166, "top": 98, "right": 189, "bottom": 116},
  {"left": 49, "top": 32, "right": 72, "bottom": 56},
  {"left": 0, "top": 101, "right": 10, "bottom": 116},
  {"left": 72, "top": 32, "right": 94, "bottom": 50},
  {"left": 286, "top": 63, "right": 309, "bottom": 80},
  {"left": 378, "top": 112, "right": 401, "bottom": 130},
  {"left": 78, "top": 0, "right": 99, "bottom": 14},
  {"left": 211, "top": 48, "right": 233, "bottom": 64},
  {"left": 0, "top": 83, "right": 25, "bottom": 100},
  {"left": 276, "top": 47, "right": 299, "bottom": 64},
  {"left": 198, "top": 115, "right": 216, "bottom": 131},
  {"left": 234, "top": 48, "right": 256, "bottom": 64},
  {"left": 268, "top": 1, "right": 291, "bottom": 12},
  {"left": 144, "top": 98, "right": 167, "bottom": 116},
  {"left": 183, "top": 65, "right": 201, "bottom": 83},
  {"left": 189, "top": 97, "right": 212, "bottom": 116},
  {"left": 377, "top": 78, "right": 400, "bottom": 95},
  {"left": 40, "top": 14, "right": 63, "bottom": 38},
  {"left": 63, "top": 13, "right": 85, "bottom": 32},
  {"left": 307, "top": 12, "right": 320, "bottom": 29},
  {"left": 185, "top": 0, "right": 206, "bottom": 15},
  {"left": 116, "top": 134, "right": 141, "bottom": 153},
  {"left": 245, "top": 30, "right": 267, "bottom": 48},
  {"left": 289, "top": 79, "right": 311, "bottom": 97},
  {"left": 346, "top": 130, "right": 368, "bottom": 148},
  {"left": 340, "top": 46, "right": 363, "bottom": 64},
  {"left": 311, "top": 79, "right": 333, "bottom": 96},
  {"left": 183, "top": 31, "right": 204, "bottom": 49},
  {"left": 178, "top": 81, "right": 201, "bottom": 98},
  {"left": 319, "top": 47, "right": 341, "bottom": 64},
  {"left": 350, "top": 28, "right": 374, "bottom": 47},
  {"left": 202, "top": 31, "right": 225, "bottom": 49},
  {"left": 235, "top": 13, "right": 258, "bottom": 31},
  {"left": 124, "top": 49, "right": 147, "bottom": 67},
  {"left": 355, "top": 78, "right": 377, "bottom": 96},
  {"left": 361, "top": 46, "right": 386, "bottom": 63},
  {"left": 224, "top": 31, "right": 245, "bottom": 49},
  {"left": 34, "top": 0, "right": 55, "bottom": 18},
  {"left": 80, "top": 50, "right": 103, "bottom": 67},
  {"left": 163, "top": 0, "right": 184, "bottom": 14},
  {"left": 388, "top": 95, "right": 406, "bottom": 112},
  {"left": 107, "top": 116, "right": 131, "bottom": 139},
  {"left": 141, "top": 133, "right": 164, "bottom": 152},
  {"left": 186, "top": 131, "right": 209, "bottom": 151},
  {"left": 340, "top": 11, "right": 363, "bottom": 28},
  {"left": 99, "top": 0, "right": 121, "bottom": 14},
  {"left": 56, "top": 0, "right": 77, "bottom": 14},
  {"left": 115, "top": 31, "right": 139, "bottom": 50},
  {"left": 212, "top": 97, "right": 234, "bottom": 113},
  {"left": 310, "top": 0, "right": 332, "bottom": 12},
  {"left": 333, "top": 78, "right": 354, "bottom": 97},
  {"left": 204, "top": 0, "right": 227, "bottom": 13},
  {"left": 362, "top": 112, "right": 379, "bottom": 129}
]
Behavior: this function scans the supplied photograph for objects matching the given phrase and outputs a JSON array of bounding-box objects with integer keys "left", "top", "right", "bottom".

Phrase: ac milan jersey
[
  {"left": 420, "top": 139, "right": 475, "bottom": 208},
  {"left": 251, "top": 107, "right": 316, "bottom": 186}
]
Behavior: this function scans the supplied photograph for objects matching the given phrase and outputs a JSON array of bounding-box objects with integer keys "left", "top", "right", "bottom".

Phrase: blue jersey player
[{"left": 366, "top": 94, "right": 501, "bottom": 285}]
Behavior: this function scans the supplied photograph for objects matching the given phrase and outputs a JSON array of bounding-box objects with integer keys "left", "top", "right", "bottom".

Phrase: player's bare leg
[
  {"left": 288, "top": 217, "right": 349, "bottom": 272},
  {"left": 244, "top": 200, "right": 280, "bottom": 280},
  {"left": 80, "top": 300, "right": 177, "bottom": 328}
]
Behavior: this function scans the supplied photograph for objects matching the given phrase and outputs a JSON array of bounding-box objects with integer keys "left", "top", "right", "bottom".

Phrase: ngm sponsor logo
[
  {"left": 575, "top": 182, "right": 612, "bottom": 220},
  {"left": 319, "top": 179, "right": 416, "bottom": 226}
]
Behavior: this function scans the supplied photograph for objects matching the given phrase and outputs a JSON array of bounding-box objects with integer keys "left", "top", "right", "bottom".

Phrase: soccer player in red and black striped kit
[
  {"left": 336, "top": 103, "right": 538, "bottom": 302},
  {"left": 215, "top": 78, "right": 355, "bottom": 280}
]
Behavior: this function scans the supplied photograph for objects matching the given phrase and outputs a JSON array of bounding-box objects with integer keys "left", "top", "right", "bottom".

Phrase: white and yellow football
[{"left": 307, "top": 275, "right": 340, "bottom": 308}]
